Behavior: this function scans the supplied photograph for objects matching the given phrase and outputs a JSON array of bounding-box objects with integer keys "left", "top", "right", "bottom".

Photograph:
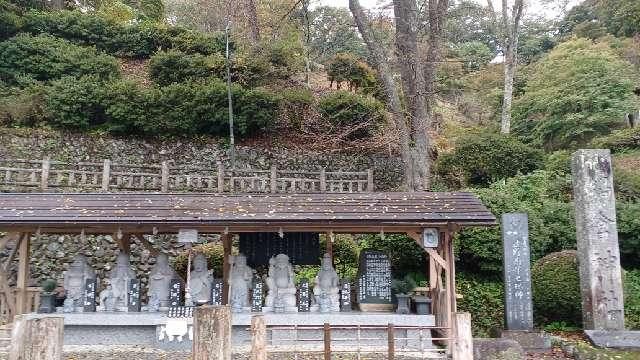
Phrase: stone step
[
  {"left": 0, "top": 338, "right": 9, "bottom": 348},
  {"left": 0, "top": 329, "right": 10, "bottom": 338}
]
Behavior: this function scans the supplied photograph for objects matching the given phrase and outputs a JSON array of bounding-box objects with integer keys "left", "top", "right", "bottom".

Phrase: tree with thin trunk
[
  {"left": 487, "top": 0, "right": 524, "bottom": 134},
  {"left": 244, "top": 0, "right": 261, "bottom": 46},
  {"left": 349, "top": 0, "right": 448, "bottom": 191}
]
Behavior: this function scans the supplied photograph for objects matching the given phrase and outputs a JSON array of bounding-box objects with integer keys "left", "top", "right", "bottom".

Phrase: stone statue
[
  {"left": 147, "top": 253, "right": 177, "bottom": 312},
  {"left": 63, "top": 254, "right": 96, "bottom": 312},
  {"left": 265, "top": 254, "right": 297, "bottom": 311},
  {"left": 99, "top": 283, "right": 116, "bottom": 312},
  {"left": 189, "top": 253, "right": 212, "bottom": 305},
  {"left": 106, "top": 252, "right": 136, "bottom": 311},
  {"left": 312, "top": 253, "right": 340, "bottom": 312},
  {"left": 228, "top": 254, "right": 254, "bottom": 313}
]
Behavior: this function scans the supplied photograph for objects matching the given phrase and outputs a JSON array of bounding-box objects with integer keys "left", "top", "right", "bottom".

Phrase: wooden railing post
[
  {"left": 319, "top": 168, "right": 326, "bottom": 192},
  {"left": 101, "top": 159, "right": 111, "bottom": 192},
  {"left": 367, "top": 169, "right": 374, "bottom": 192},
  {"left": 9, "top": 315, "right": 64, "bottom": 360},
  {"left": 251, "top": 315, "right": 267, "bottom": 360},
  {"left": 387, "top": 323, "right": 395, "bottom": 360},
  {"left": 453, "top": 312, "right": 473, "bottom": 360},
  {"left": 217, "top": 162, "right": 225, "bottom": 193},
  {"left": 192, "top": 305, "right": 231, "bottom": 360},
  {"left": 15, "top": 233, "right": 30, "bottom": 316},
  {"left": 270, "top": 165, "right": 277, "bottom": 193},
  {"left": 40, "top": 157, "right": 50, "bottom": 190},
  {"left": 323, "top": 323, "right": 331, "bottom": 360},
  {"left": 161, "top": 161, "right": 169, "bottom": 192}
]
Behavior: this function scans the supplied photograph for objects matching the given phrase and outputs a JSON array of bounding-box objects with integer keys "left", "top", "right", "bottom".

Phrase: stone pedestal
[
  {"left": 585, "top": 330, "right": 640, "bottom": 349},
  {"left": 501, "top": 330, "right": 551, "bottom": 352},
  {"left": 571, "top": 149, "right": 625, "bottom": 330}
]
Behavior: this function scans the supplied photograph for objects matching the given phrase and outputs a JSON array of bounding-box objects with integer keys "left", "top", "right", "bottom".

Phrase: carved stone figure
[
  {"left": 147, "top": 253, "right": 177, "bottom": 312},
  {"left": 99, "top": 283, "right": 116, "bottom": 312},
  {"left": 106, "top": 252, "right": 136, "bottom": 311},
  {"left": 265, "top": 254, "right": 297, "bottom": 311},
  {"left": 63, "top": 254, "right": 96, "bottom": 312},
  {"left": 228, "top": 254, "right": 254, "bottom": 313},
  {"left": 312, "top": 253, "right": 340, "bottom": 312},
  {"left": 189, "top": 253, "right": 212, "bottom": 305}
]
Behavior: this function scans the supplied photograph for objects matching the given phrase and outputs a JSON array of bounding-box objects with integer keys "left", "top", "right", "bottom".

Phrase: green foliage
[
  {"left": 391, "top": 275, "right": 417, "bottom": 295},
  {"left": 40, "top": 278, "right": 57, "bottom": 294},
  {"left": 513, "top": 38, "right": 639, "bottom": 151},
  {"left": 308, "top": 6, "right": 366, "bottom": 63},
  {"left": 172, "top": 242, "right": 224, "bottom": 279},
  {"left": 318, "top": 91, "right": 384, "bottom": 139},
  {"left": 436, "top": 133, "right": 544, "bottom": 188},
  {"left": 148, "top": 50, "right": 211, "bottom": 86},
  {"left": 618, "top": 202, "right": 640, "bottom": 269},
  {"left": 0, "top": 34, "right": 120, "bottom": 85},
  {"left": 456, "top": 273, "right": 504, "bottom": 337},
  {"left": 331, "top": 235, "right": 360, "bottom": 281},
  {"left": 454, "top": 41, "right": 494, "bottom": 71},
  {"left": 625, "top": 269, "right": 640, "bottom": 330},
  {"left": 561, "top": 0, "right": 640, "bottom": 38},
  {"left": 43, "top": 76, "right": 105, "bottom": 130},
  {"left": 532, "top": 250, "right": 582, "bottom": 326},
  {"left": 591, "top": 128, "right": 640, "bottom": 153},
  {"left": 456, "top": 171, "right": 575, "bottom": 275},
  {"left": 358, "top": 234, "right": 426, "bottom": 278},
  {"left": 0, "top": 6, "right": 21, "bottom": 41},
  {"left": 326, "top": 53, "right": 378, "bottom": 93},
  {"left": 542, "top": 321, "right": 581, "bottom": 332},
  {"left": 277, "top": 88, "right": 313, "bottom": 129}
]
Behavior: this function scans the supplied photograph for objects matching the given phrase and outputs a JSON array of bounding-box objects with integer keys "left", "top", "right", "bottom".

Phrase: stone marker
[
  {"left": 298, "top": 278, "right": 310, "bottom": 312},
  {"left": 169, "top": 279, "right": 183, "bottom": 307},
  {"left": 83, "top": 278, "right": 97, "bottom": 312},
  {"left": 128, "top": 279, "right": 141, "bottom": 312},
  {"left": 211, "top": 279, "right": 223, "bottom": 306},
  {"left": 251, "top": 277, "right": 263, "bottom": 312},
  {"left": 340, "top": 281, "right": 352, "bottom": 312},
  {"left": 502, "top": 213, "right": 533, "bottom": 331},
  {"left": 356, "top": 251, "right": 392, "bottom": 311},
  {"left": 571, "top": 149, "right": 625, "bottom": 330},
  {"left": 584, "top": 330, "right": 640, "bottom": 349}
]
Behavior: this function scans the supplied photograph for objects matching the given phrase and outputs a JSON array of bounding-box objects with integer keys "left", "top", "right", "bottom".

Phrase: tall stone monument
[
  {"left": 572, "top": 149, "right": 624, "bottom": 330},
  {"left": 502, "top": 213, "right": 533, "bottom": 331}
]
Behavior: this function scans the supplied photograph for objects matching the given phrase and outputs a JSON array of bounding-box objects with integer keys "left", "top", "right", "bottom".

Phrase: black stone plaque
[
  {"left": 340, "top": 280, "right": 352, "bottom": 312},
  {"left": 83, "top": 278, "right": 97, "bottom": 312},
  {"left": 502, "top": 213, "right": 533, "bottom": 331},
  {"left": 169, "top": 279, "right": 183, "bottom": 307},
  {"left": 239, "top": 232, "right": 321, "bottom": 266},
  {"left": 211, "top": 278, "right": 223, "bottom": 306},
  {"left": 356, "top": 251, "right": 392, "bottom": 304},
  {"left": 298, "top": 278, "right": 310, "bottom": 312},
  {"left": 251, "top": 277, "right": 263, "bottom": 312},
  {"left": 128, "top": 279, "right": 141, "bottom": 312}
]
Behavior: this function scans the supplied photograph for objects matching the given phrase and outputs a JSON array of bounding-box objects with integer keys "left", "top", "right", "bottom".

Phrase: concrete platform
[{"left": 26, "top": 312, "right": 437, "bottom": 351}]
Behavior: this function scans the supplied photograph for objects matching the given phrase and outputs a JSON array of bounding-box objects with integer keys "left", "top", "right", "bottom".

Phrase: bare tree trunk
[
  {"left": 244, "top": 0, "right": 260, "bottom": 45},
  {"left": 501, "top": 43, "right": 516, "bottom": 134}
]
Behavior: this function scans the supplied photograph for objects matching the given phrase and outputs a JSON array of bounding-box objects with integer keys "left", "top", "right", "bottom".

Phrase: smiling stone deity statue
[
  {"left": 147, "top": 253, "right": 177, "bottom": 312},
  {"left": 107, "top": 252, "right": 136, "bottom": 311},
  {"left": 228, "top": 254, "right": 254, "bottom": 312},
  {"left": 265, "top": 254, "right": 297, "bottom": 311},
  {"left": 189, "top": 253, "right": 212, "bottom": 305},
  {"left": 63, "top": 254, "right": 96, "bottom": 312},
  {"left": 312, "top": 253, "right": 340, "bottom": 312}
]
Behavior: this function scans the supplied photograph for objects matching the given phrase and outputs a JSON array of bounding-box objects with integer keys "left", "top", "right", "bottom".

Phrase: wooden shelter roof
[{"left": 0, "top": 192, "right": 496, "bottom": 233}]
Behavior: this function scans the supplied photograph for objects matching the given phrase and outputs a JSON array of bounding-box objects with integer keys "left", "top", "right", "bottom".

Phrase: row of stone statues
[{"left": 62, "top": 250, "right": 342, "bottom": 313}]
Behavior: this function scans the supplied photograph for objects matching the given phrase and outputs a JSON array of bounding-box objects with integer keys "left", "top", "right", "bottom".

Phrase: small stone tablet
[
  {"left": 298, "top": 278, "right": 310, "bottom": 312},
  {"left": 340, "top": 281, "right": 352, "bottom": 312},
  {"left": 251, "top": 278, "right": 264, "bottom": 312},
  {"left": 83, "top": 278, "right": 97, "bottom": 312},
  {"left": 211, "top": 279, "right": 223, "bottom": 306},
  {"left": 169, "top": 279, "right": 182, "bottom": 307},
  {"left": 128, "top": 279, "right": 141, "bottom": 312}
]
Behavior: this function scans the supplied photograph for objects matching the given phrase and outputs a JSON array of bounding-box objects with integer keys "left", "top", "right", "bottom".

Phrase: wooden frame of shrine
[{"left": 0, "top": 191, "right": 495, "bottom": 353}]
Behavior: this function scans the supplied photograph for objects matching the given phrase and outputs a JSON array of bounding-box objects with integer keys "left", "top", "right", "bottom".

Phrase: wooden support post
[
  {"left": 387, "top": 323, "right": 395, "bottom": 360},
  {"left": 161, "top": 161, "right": 169, "bottom": 192},
  {"left": 367, "top": 169, "right": 374, "bottom": 192},
  {"left": 222, "top": 234, "right": 232, "bottom": 305},
  {"left": 217, "top": 162, "right": 225, "bottom": 193},
  {"left": 326, "top": 232, "right": 333, "bottom": 258},
  {"left": 9, "top": 315, "right": 64, "bottom": 360},
  {"left": 452, "top": 313, "right": 473, "bottom": 360},
  {"left": 319, "top": 168, "right": 326, "bottom": 192},
  {"left": 101, "top": 159, "right": 111, "bottom": 191},
  {"left": 270, "top": 165, "right": 277, "bottom": 193},
  {"left": 40, "top": 157, "right": 50, "bottom": 190},
  {"left": 192, "top": 305, "right": 231, "bottom": 360},
  {"left": 15, "top": 233, "right": 30, "bottom": 316},
  {"left": 323, "top": 323, "right": 331, "bottom": 360},
  {"left": 251, "top": 315, "right": 267, "bottom": 360}
]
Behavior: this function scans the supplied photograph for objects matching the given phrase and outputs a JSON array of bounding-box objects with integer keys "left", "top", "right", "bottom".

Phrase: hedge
[
  {"left": 456, "top": 273, "right": 504, "bottom": 337},
  {"left": 318, "top": 91, "right": 385, "bottom": 139},
  {"left": 0, "top": 33, "right": 120, "bottom": 84}
]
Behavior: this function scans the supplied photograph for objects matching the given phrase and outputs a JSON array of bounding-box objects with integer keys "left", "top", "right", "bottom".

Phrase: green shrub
[
  {"left": 331, "top": 235, "right": 360, "bottom": 280},
  {"left": 592, "top": 128, "right": 640, "bottom": 153},
  {"left": 456, "top": 273, "right": 504, "bottom": 337},
  {"left": 327, "top": 53, "right": 378, "bottom": 93},
  {"left": 172, "top": 242, "right": 224, "bottom": 279},
  {"left": 148, "top": 50, "right": 211, "bottom": 86},
  {"left": 357, "top": 234, "right": 426, "bottom": 278},
  {"left": 532, "top": 250, "right": 582, "bottom": 326},
  {"left": 436, "top": 133, "right": 544, "bottom": 188},
  {"left": 43, "top": 76, "right": 105, "bottom": 130},
  {"left": 0, "top": 81, "right": 46, "bottom": 126},
  {"left": 456, "top": 171, "right": 575, "bottom": 275},
  {"left": 0, "top": 10, "right": 21, "bottom": 41},
  {"left": 318, "top": 91, "right": 385, "bottom": 139},
  {"left": 0, "top": 34, "right": 120, "bottom": 85},
  {"left": 618, "top": 202, "right": 640, "bottom": 269},
  {"left": 277, "top": 88, "right": 313, "bottom": 128},
  {"left": 625, "top": 269, "right": 640, "bottom": 330}
]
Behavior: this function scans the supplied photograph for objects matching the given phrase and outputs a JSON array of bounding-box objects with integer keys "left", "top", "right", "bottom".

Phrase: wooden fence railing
[
  {"left": 0, "top": 287, "right": 40, "bottom": 325},
  {"left": 0, "top": 158, "right": 374, "bottom": 193}
]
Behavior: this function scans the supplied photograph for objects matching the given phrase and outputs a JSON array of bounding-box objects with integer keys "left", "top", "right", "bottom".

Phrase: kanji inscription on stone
[
  {"left": 83, "top": 278, "right": 97, "bottom": 312},
  {"left": 169, "top": 279, "right": 182, "bottom": 307},
  {"left": 502, "top": 213, "right": 533, "bottom": 331},
  {"left": 340, "top": 281, "right": 352, "bottom": 312},
  {"left": 128, "top": 279, "right": 141, "bottom": 312},
  {"left": 251, "top": 278, "right": 264, "bottom": 312},
  {"left": 298, "top": 278, "right": 310, "bottom": 312},
  {"left": 572, "top": 149, "right": 625, "bottom": 330},
  {"left": 211, "top": 278, "right": 223, "bottom": 306},
  {"left": 356, "top": 251, "right": 392, "bottom": 304}
]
